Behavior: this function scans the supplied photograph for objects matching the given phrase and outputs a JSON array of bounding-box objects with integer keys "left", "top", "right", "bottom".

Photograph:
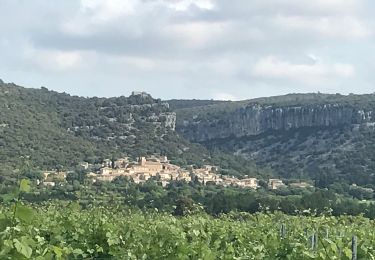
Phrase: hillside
[
  {"left": 4, "top": 79, "right": 375, "bottom": 187},
  {"left": 0, "top": 82, "right": 197, "bottom": 170},
  {"left": 0, "top": 81, "right": 269, "bottom": 178},
  {"left": 173, "top": 93, "right": 375, "bottom": 186}
]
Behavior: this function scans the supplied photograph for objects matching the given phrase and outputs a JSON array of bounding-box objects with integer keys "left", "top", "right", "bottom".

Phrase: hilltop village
[
  {"left": 88, "top": 155, "right": 260, "bottom": 188},
  {"left": 40, "top": 155, "right": 312, "bottom": 190}
]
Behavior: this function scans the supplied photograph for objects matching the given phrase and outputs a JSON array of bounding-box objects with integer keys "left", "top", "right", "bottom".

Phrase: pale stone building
[
  {"left": 176, "top": 171, "right": 192, "bottom": 182},
  {"left": 131, "top": 157, "right": 163, "bottom": 174},
  {"left": 238, "top": 178, "right": 258, "bottom": 189},
  {"left": 268, "top": 179, "right": 286, "bottom": 190}
]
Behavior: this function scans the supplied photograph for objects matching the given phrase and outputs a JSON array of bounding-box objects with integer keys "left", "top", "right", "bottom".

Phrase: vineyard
[{"left": 0, "top": 201, "right": 373, "bottom": 259}]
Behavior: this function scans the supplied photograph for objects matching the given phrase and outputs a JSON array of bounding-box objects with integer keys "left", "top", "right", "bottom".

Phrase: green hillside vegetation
[
  {"left": 0, "top": 81, "right": 269, "bottom": 178},
  {"left": 0, "top": 82, "right": 200, "bottom": 169}
]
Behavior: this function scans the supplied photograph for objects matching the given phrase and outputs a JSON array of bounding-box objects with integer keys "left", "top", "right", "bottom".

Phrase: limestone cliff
[
  {"left": 178, "top": 104, "right": 374, "bottom": 142},
  {"left": 161, "top": 112, "right": 177, "bottom": 130}
]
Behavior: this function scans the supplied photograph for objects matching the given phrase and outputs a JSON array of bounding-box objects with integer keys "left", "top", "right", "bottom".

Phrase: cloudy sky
[{"left": 1, "top": 0, "right": 374, "bottom": 100}]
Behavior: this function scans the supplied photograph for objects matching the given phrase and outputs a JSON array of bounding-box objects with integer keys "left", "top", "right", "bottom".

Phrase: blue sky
[{"left": 1, "top": 0, "right": 374, "bottom": 100}]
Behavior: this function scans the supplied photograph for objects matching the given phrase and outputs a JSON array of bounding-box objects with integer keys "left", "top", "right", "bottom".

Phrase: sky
[{"left": 0, "top": 0, "right": 374, "bottom": 100}]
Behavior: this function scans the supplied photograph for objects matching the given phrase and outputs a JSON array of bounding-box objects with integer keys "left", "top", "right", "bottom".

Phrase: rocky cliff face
[
  {"left": 178, "top": 104, "right": 374, "bottom": 142},
  {"left": 161, "top": 112, "right": 177, "bottom": 130}
]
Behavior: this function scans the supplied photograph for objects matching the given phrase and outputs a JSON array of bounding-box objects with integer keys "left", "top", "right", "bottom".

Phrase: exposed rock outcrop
[
  {"left": 178, "top": 104, "right": 374, "bottom": 142},
  {"left": 161, "top": 112, "right": 177, "bottom": 130}
]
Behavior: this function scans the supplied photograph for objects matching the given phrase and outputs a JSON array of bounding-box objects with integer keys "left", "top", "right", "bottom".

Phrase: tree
[{"left": 173, "top": 196, "right": 196, "bottom": 216}]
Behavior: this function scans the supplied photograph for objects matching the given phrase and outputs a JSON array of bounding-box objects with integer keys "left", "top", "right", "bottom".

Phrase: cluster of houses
[
  {"left": 88, "top": 156, "right": 190, "bottom": 186},
  {"left": 85, "top": 156, "right": 311, "bottom": 190},
  {"left": 85, "top": 156, "right": 262, "bottom": 188},
  {"left": 38, "top": 155, "right": 312, "bottom": 190}
]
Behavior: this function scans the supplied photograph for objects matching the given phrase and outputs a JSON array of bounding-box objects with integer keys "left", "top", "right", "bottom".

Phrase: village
[{"left": 40, "top": 155, "right": 312, "bottom": 191}]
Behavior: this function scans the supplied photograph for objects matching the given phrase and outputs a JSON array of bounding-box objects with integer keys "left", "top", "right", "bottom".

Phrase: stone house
[
  {"left": 268, "top": 179, "right": 286, "bottom": 190},
  {"left": 238, "top": 178, "right": 258, "bottom": 189}
]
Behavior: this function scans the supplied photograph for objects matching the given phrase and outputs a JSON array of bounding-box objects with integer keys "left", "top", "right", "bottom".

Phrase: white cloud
[
  {"left": 61, "top": 0, "right": 142, "bottom": 36},
  {"left": 236, "top": 0, "right": 363, "bottom": 16},
  {"left": 53, "top": 52, "right": 83, "bottom": 70},
  {"left": 164, "top": 21, "right": 229, "bottom": 49},
  {"left": 285, "top": 0, "right": 361, "bottom": 14},
  {"left": 274, "top": 15, "right": 370, "bottom": 38},
  {"left": 303, "top": 0, "right": 360, "bottom": 12},
  {"left": 63, "top": 0, "right": 215, "bottom": 37},
  {"left": 80, "top": 0, "right": 138, "bottom": 21},
  {"left": 105, "top": 55, "right": 156, "bottom": 71},
  {"left": 253, "top": 56, "right": 355, "bottom": 84},
  {"left": 167, "top": 0, "right": 214, "bottom": 11},
  {"left": 205, "top": 58, "right": 238, "bottom": 76},
  {"left": 24, "top": 46, "right": 86, "bottom": 71},
  {"left": 307, "top": 54, "right": 319, "bottom": 63}
]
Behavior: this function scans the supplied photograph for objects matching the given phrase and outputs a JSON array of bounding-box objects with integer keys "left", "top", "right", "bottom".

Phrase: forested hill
[
  {"left": 7, "top": 78, "right": 375, "bottom": 187},
  {"left": 0, "top": 81, "right": 188, "bottom": 170},
  {"left": 0, "top": 80, "right": 269, "bottom": 178},
  {"left": 171, "top": 93, "right": 375, "bottom": 187}
]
